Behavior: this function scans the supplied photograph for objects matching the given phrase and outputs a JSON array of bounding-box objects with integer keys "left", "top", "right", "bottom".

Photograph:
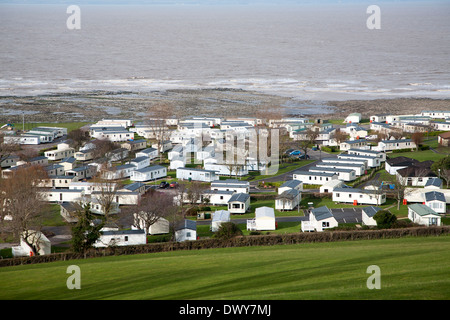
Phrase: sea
[{"left": 0, "top": 1, "right": 449, "bottom": 100}]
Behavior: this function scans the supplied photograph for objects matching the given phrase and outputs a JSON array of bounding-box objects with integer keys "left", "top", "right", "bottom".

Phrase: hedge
[{"left": 1, "top": 226, "right": 449, "bottom": 267}]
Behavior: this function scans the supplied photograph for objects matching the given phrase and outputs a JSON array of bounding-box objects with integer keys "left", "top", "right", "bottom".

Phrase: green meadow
[{"left": 1, "top": 235, "right": 449, "bottom": 300}]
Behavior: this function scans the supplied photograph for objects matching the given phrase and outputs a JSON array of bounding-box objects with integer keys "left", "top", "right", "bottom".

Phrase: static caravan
[
  {"left": 121, "top": 139, "right": 147, "bottom": 151},
  {"left": 0, "top": 155, "right": 19, "bottom": 168},
  {"left": 136, "top": 147, "right": 158, "bottom": 160},
  {"left": 211, "top": 210, "right": 231, "bottom": 232},
  {"left": 130, "top": 165, "right": 167, "bottom": 182},
  {"left": 425, "top": 178, "right": 443, "bottom": 190},
  {"left": 201, "top": 190, "right": 235, "bottom": 206},
  {"left": 344, "top": 113, "right": 361, "bottom": 124},
  {"left": 74, "top": 149, "right": 95, "bottom": 162},
  {"left": 339, "top": 139, "right": 368, "bottom": 151},
  {"left": 315, "top": 161, "right": 365, "bottom": 176},
  {"left": 132, "top": 213, "right": 170, "bottom": 235},
  {"left": 321, "top": 157, "right": 368, "bottom": 170},
  {"left": 210, "top": 179, "right": 250, "bottom": 194},
  {"left": 227, "top": 193, "right": 251, "bottom": 214},
  {"left": 41, "top": 175, "right": 76, "bottom": 189},
  {"left": 292, "top": 171, "right": 338, "bottom": 185},
  {"left": 3, "top": 134, "right": 41, "bottom": 145},
  {"left": 362, "top": 206, "right": 382, "bottom": 226},
  {"left": 203, "top": 162, "right": 249, "bottom": 177},
  {"left": 308, "top": 166, "right": 356, "bottom": 182},
  {"left": 44, "top": 164, "right": 65, "bottom": 176},
  {"left": 94, "top": 229, "right": 146, "bottom": 248},
  {"left": 278, "top": 180, "right": 303, "bottom": 194},
  {"left": 41, "top": 189, "right": 82, "bottom": 203},
  {"left": 44, "top": 144, "right": 75, "bottom": 161},
  {"left": 302, "top": 206, "right": 338, "bottom": 232},
  {"left": 102, "top": 164, "right": 136, "bottom": 180},
  {"left": 120, "top": 182, "right": 147, "bottom": 195},
  {"left": 128, "top": 156, "right": 150, "bottom": 170},
  {"left": 337, "top": 153, "right": 381, "bottom": 168},
  {"left": 376, "top": 139, "right": 416, "bottom": 152},
  {"left": 275, "top": 188, "right": 301, "bottom": 211},
  {"left": 98, "top": 130, "right": 134, "bottom": 142},
  {"left": 332, "top": 187, "right": 386, "bottom": 205},
  {"left": 319, "top": 180, "right": 345, "bottom": 193},
  {"left": 65, "top": 165, "right": 96, "bottom": 182},
  {"left": 348, "top": 148, "right": 386, "bottom": 162},
  {"left": 247, "top": 206, "right": 276, "bottom": 231},
  {"left": 424, "top": 191, "right": 446, "bottom": 214},
  {"left": 57, "top": 157, "right": 76, "bottom": 171},
  {"left": 408, "top": 204, "right": 441, "bottom": 227},
  {"left": 176, "top": 167, "right": 218, "bottom": 182},
  {"left": 169, "top": 156, "right": 187, "bottom": 170}
]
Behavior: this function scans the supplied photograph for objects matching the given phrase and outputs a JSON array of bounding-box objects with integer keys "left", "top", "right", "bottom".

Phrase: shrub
[
  {"left": 373, "top": 210, "right": 397, "bottom": 229},
  {"left": 214, "top": 222, "right": 243, "bottom": 240}
]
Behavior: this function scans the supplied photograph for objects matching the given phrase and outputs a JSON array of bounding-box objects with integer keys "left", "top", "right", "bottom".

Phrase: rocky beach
[{"left": 1, "top": 88, "right": 450, "bottom": 124}]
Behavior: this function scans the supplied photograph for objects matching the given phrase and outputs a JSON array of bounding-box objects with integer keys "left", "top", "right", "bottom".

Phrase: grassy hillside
[{"left": 1, "top": 235, "right": 449, "bottom": 300}]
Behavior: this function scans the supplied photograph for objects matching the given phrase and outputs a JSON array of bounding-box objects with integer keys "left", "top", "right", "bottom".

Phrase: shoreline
[{"left": 1, "top": 88, "right": 450, "bottom": 124}]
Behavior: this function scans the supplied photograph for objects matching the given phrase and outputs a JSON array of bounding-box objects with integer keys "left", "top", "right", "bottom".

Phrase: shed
[{"left": 175, "top": 219, "right": 197, "bottom": 242}]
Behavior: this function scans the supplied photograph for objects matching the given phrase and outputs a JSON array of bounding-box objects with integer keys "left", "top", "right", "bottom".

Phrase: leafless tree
[
  {"left": 90, "top": 164, "right": 123, "bottom": 221},
  {"left": 91, "top": 139, "right": 120, "bottom": 161},
  {"left": 130, "top": 190, "right": 178, "bottom": 234},
  {"left": 67, "top": 128, "right": 90, "bottom": 150},
  {"left": 331, "top": 128, "right": 348, "bottom": 145},
  {"left": 0, "top": 164, "right": 50, "bottom": 255},
  {"left": 298, "top": 126, "right": 320, "bottom": 158},
  {"left": 411, "top": 131, "right": 424, "bottom": 151},
  {"left": 147, "top": 102, "right": 174, "bottom": 162}
]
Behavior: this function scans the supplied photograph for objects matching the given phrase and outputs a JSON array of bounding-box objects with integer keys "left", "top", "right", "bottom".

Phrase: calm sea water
[{"left": 0, "top": 2, "right": 449, "bottom": 100}]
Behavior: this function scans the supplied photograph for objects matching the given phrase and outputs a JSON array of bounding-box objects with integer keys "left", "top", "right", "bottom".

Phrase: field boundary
[{"left": 1, "top": 226, "right": 449, "bottom": 267}]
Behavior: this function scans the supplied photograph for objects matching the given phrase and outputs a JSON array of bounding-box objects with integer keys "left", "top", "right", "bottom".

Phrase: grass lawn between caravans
[{"left": 0, "top": 235, "right": 449, "bottom": 300}]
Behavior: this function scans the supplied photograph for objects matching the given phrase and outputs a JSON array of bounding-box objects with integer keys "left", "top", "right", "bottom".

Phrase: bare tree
[
  {"left": 130, "top": 190, "right": 178, "bottom": 234},
  {"left": 68, "top": 128, "right": 90, "bottom": 150},
  {"left": 147, "top": 102, "right": 174, "bottom": 162},
  {"left": 0, "top": 164, "right": 50, "bottom": 255},
  {"left": 91, "top": 139, "right": 120, "bottom": 161},
  {"left": 90, "top": 164, "right": 123, "bottom": 221},
  {"left": 411, "top": 131, "right": 424, "bottom": 151},
  {"left": 298, "top": 126, "right": 320, "bottom": 159},
  {"left": 331, "top": 128, "right": 348, "bottom": 145}
]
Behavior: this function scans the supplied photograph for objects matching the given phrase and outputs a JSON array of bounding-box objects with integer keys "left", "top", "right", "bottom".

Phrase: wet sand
[{"left": 0, "top": 89, "right": 449, "bottom": 124}]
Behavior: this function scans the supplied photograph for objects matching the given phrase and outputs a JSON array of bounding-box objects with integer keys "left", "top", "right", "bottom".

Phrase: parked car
[
  {"left": 170, "top": 181, "right": 179, "bottom": 188},
  {"left": 298, "top": 154, "right": 310, "bottom": 159},
  {"left": 159, "top": 181, "right": 170, "bottom": 189},
  {"left": 285, "top": 148, "right": 295, "bottom": 155},
  {"left": 289, "top": 150, "right": 301, "bottom": 156}
]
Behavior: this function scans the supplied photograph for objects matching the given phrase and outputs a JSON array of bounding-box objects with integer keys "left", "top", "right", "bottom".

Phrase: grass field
[{"left": 1, "top": 235, "right": 449, "bottom": 300}]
